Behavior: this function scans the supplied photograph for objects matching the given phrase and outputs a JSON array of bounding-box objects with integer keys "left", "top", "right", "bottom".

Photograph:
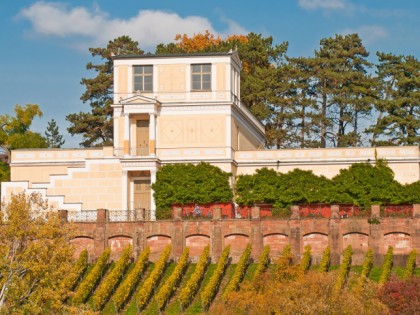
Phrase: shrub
[
  {"left": 152, "top": 162, "right": 233, "bottom": 218},
  {"left": 201, "top": 245, "right": 230, "bottom": 311},
  {"left": 223, "top": 244, "right": 252, "bottom": 300},
  {"left": 254, "top": 245, "right": 270, "bottom": 277},
  {"left": 136, "top": 244, "right": 171, "bottom": 310},
  {"left": 333, "top": 245, "right": 352, "bottom": 293},
  {"left": 62, "top": 249, "right": 89, "bottom": 293},
  {"left": 111, "top": 246, "right": 150, "bottom": 311},
  {"left": 379, "top": 246, "right": 393, "bottom": 285},
  {"left": 358, "top": 249, "right": 373, "bottom": 287},
  {"left": 156, "top": 247, "right": 190, "bottom": 311},
  {"left": 403, "top": 249, "right": 416, "bottom": 279},
  {"left": 378, "top": 276, "right": 420, "bottom": 314},
  {"left": 178, "top": 245, "right": 210, "bottom": 311},
  {"left": 73, "top": 248, "right": 111, "bottom": 305},
  {"left": 92, "top": 245, "right": 132, "bottom": 310},
  {"left": 299, "top": 245, "right": 311, "bottom": 274},
  {"left": 319, "top": 246, "right": 331, "bottom": 273}
]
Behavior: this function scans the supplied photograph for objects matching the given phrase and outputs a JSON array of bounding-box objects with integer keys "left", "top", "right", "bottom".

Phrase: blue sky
[{"left": 1, "top": 0, "right": 419, "bottom": 147}]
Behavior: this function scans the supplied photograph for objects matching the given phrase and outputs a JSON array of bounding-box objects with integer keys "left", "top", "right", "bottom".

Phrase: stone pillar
[
  {"left": 250, "top": 207, "right": 262, "bottom": 260},
  {"left": 173, "top": 219, "right": 183, "bottom": 261},
  {"left": 369, "top": 205, "right": 382, "bottom": 265},
  {"left": 123, "top": 113, "right": 130, "bottom": 155},
  {"left": 329, "top": 205, "right": 341, "bottom": 265},
  {"left": 413, "top": 204, "right": 420, "bottom": 218},
  {"left": 212, "top": 207, "right": 223, "bottom": 262},
  {"left": 213, "top": 207, "right": 222, "bottom": 220},
  {"left": 94, "top": 209, "right": 108, "bottom": 259},
  {"left": 412, "top": 205, "right": 420, "bottom": 265},
  {"left": 251, "top": 206, "right": 261, "bottom": 220},
  {"left": 58, "top": 209, "right": 68, "bottom": 223},
  {"left": 173, "top": 207, "right": 182, "bottom": 221},
  {"left": 122, "top": 170, "right": 128, "bottom": 210},
  {"left": 134, "top": 222, "right": 145, "bottom": 260},
  {"left": 289, "top": 206, "right": 301, "bottom": 260},
  {"left": 149, "top": 113, "right": 156, "bottom": 156}
]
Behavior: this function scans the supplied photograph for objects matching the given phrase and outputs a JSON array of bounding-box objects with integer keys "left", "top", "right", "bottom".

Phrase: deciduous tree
[
  {"left": 0, "top": 104, "right": 47, "bottom": 163},
  {"left": 0, "top": 193, "right": 78, "bottom": 314}
]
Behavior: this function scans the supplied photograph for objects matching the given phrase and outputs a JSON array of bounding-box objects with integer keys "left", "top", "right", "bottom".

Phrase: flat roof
[{"left": 113, "top": 51, "right": 237, "bottom": 60}]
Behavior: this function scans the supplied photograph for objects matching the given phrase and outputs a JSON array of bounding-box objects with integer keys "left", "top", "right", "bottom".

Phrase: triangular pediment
[{"left": 120, "top": 94, "right": 161, "bottom": 105}]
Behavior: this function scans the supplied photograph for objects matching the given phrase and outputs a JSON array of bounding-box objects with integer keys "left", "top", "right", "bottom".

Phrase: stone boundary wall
[{"left": 62, "top": 204, "right": 420, "bottom": 266}]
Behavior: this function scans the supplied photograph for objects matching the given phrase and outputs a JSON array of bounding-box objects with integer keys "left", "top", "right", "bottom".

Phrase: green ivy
[
  {"left": 152, "top": 162, "right": 233, "bottom": 219},
  {"left": 235, "top": 161, "right": 419, "bottom": 210}
]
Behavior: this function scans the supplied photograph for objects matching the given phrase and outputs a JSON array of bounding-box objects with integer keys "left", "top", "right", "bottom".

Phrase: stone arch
[
  {"left": 343, "top": 232, "right": 369, "bottom": 265},
  {"left": 343, "top": 232, "right": 369, "bottom": 253},
  {"left": 303, "top": 233, "right": 328, "bottom": 256},
  {"left": 146, "top": 235, "right": 172, "bottom": 262},
  {"left": 185, "top": 234, "right": 211, "bottom": 262},
  {"left": 108, "top": 235, "right": 133, "bottom": 261},
  {"left": 383, "top": 232, "right": 411, "bottom": 254},
  {"left": 224, "top": 233, "right": 249, "bottom": 263},
  {"left": 70, "top": 236, "right": 94, "bottom": 260},
  {"left": 263, "top": 233, "right": 289, "bottom": 259}
]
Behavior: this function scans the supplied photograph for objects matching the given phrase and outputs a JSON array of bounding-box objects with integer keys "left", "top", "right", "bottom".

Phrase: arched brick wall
[
  {"left": 303, "top": 233, "right": 328, "bottom": 263},
  {"left": 343, "top": 232, "right": 369, "bottom": 265},
  {"left": 263, "top": 233, "right": 289, "bottom": 259},
  {"left": 224, "top": 234, "right": 249, "bottom": 263},
  {"left": 186, "top": 234, "right": 211, "bottom": 262},
  {"left": 108, "top": 236, "right": 133, "bottom": 261},
  {"left": 384, "top": 232, "right": 411, "bottom": 254},
  {"left": 70, "top": 237, "right": 94, "bottom": 261},
  {"left": 147, "top": 235, "right": 172, "bottom": 262}
]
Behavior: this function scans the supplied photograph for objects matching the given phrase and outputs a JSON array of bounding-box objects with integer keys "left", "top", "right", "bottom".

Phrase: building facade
[{"left": 2, "top": 52, "right": 419, "bottom": 219}]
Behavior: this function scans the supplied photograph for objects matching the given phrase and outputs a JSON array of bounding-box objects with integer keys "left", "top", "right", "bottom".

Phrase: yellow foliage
[{"left": 0, "top": 193, "right": 85, "bottom": 314}]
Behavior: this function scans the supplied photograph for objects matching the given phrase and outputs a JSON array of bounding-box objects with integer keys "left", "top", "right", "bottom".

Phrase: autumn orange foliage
[{"left": 173, "top": 30, "right": 248, "bottom": 53}]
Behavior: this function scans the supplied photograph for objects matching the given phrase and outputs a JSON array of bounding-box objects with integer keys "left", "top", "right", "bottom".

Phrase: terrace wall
[{"left": 64, "top": 204, "right": 420, "bottom": 266}]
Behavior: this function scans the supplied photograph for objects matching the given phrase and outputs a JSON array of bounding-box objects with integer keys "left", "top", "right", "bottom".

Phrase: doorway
[{"left": 136, "top": 120, "right": 149, "bottom": 156}]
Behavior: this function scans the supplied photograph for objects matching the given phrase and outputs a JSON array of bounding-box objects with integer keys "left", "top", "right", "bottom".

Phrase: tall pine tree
[
  {"left": 66, "top": 36, "right": 143, "bottom": 147},
  {"left": 368, "top": 53, "right": 420, "bottom": 145},
  {"left": 44, "top": 119, "right": 65, "bottom": 148}
]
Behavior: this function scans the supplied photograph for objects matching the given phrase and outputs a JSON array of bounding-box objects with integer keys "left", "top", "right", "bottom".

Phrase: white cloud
[
  {"left": 298, "top": 0, "right": 348, "bottom": 10},
  {"left": 339, "top": 25, "right": 388, "bottom": 45},
  {"left": 18, "top": 2, "right": 246, "bottom": 51}
]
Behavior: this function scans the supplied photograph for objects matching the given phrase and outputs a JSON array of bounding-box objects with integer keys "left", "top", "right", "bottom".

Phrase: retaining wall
[{"left": 63, "top": 204, "right": 420, "bottom": 266}]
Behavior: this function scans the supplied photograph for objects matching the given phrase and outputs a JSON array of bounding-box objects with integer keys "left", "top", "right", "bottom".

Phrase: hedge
[
  {"left": 223, "top": 244, "right": 251, "bottom": 300},
  {"left": 178, "top": 245, "right": 210, "bottom": 311},
  {"left": 62, "top": 249, "right": 88, "bottom": 293},
  {"left": 379, "top": 246, "right": 394, "bottom": 285},
  {"left": 156, "top": 247, "right": 190, "bottom": 311},
  {"left": 111, "top": 246, "right": 150, "bottom": 311},
  {"left": 92, "top": 245, "right": 132, "bottom": 310},
  {"left": 73, "top": 248, "right": 111, "bottom": 305},
  {"left": 201, "top": 245, "right": 230, "bottom": 310},
  {"left": 254, "top": 245, "right": 270, "bottom": 277},
  {"left": 136, "top": 244, "right": 171, "bottom": 310}
]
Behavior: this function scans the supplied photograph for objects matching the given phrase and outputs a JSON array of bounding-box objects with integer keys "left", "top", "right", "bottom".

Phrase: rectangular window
[
  {"left": 133, "top": 65, "right": 153, "bottom": 92},
  {"left": 191, "top": 64, "right": 211, "bottom": 91}
]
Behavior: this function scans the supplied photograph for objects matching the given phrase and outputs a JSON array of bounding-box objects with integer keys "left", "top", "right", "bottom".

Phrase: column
[
  {"left": 123, "top": 113, "right": 130, "bottom": 156},
  {"left": 149, "top": 113, "right": 156, "bottom": 156},
  {"left": 122, "top": 170, "right": 128, "bottom": 210},
  {"left": 329, "top": 205, "right": 341, "bottom": 265},
  {"left": 150, "top": 169, "right": 157, "bottom": 220}
]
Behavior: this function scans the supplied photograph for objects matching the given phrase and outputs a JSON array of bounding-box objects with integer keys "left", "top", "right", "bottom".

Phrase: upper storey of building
[
  {"left": 113, "top": 52, "right": 243, "bottom": 105},
  {"left": 112, "top": 53, "right": 266, "bottom": 156}
]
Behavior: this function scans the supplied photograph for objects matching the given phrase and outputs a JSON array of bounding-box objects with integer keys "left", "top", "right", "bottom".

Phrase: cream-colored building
[{"left": 2, "top": 52, "right": 419, "bottom": 219}]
